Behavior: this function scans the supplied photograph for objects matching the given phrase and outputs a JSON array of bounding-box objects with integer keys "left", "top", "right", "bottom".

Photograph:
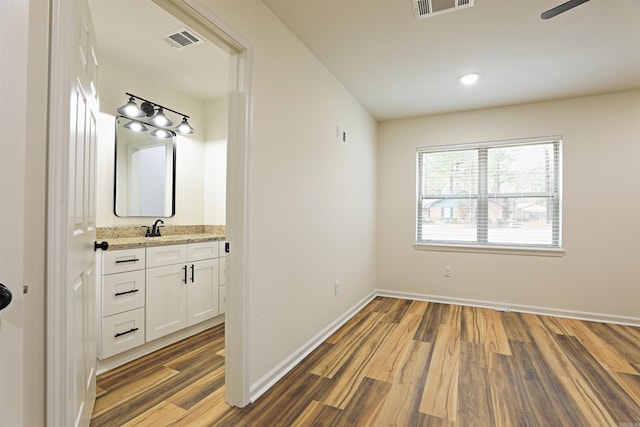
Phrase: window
[{"left": 416, "top": 137, "right": 562, "bottom": 250}]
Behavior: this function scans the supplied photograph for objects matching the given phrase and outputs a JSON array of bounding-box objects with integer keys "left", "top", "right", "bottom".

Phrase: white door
[
  {"left": 48, "top": 0, "right": 99, "bottom": 426},
  {"left": 0, "top": 0, "right": 29, "bottom": 425}
]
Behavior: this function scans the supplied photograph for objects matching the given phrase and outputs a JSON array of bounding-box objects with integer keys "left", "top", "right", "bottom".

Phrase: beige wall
[
  {"left": 378, "top": 90, "right": 640, "bottom": 322},
  {"left": 5, "top": 0, "right": 51, "bottom": 425},
  {"left": 96, "top": 58, "right": 223, "bottom": 227},
  {"left": 204, "top": 96, "right": 228, "bottom": 225},
  {"left": 197, "top": 0, "right": 378, "bottom": 384}
]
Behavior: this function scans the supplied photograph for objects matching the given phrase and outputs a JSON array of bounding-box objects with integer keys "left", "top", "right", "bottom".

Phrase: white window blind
[{"left": 417, "top": 137, "right": 562, "bottom": 248}]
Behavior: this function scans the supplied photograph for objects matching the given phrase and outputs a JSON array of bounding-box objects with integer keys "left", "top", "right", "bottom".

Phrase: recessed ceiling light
[{"left": 460, "top": 73, "right": 479, "bottom": 85}]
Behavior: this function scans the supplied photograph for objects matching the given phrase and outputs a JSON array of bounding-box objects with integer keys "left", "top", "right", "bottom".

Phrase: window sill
[{"left": 413, "top": 242, "right": 565, "bottom": 257}]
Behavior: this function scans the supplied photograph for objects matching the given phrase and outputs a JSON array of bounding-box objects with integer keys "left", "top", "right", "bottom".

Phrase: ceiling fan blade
[{"left": 541, "top": 0, "right": 590, "bottom": 19}]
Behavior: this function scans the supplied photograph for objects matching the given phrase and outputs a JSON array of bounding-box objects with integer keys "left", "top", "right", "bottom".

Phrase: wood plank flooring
[{"left": 91, "top": 297, "right": 640, "bottom": 426}]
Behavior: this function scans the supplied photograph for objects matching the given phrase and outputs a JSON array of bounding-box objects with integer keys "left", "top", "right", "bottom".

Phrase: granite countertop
[
  {"left": 103, "top": 233, "right": 226, "bottom": 250},
  {"left": 97, "top": 225, "right": 226, "bottom": 250}
]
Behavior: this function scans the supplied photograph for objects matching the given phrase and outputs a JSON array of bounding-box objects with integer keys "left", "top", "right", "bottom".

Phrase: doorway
[
  {"left": 92, "top": 0, "right": 250, "bottom": 406},
  {"left": 48, "top": 1, "right": 251, "bottom": 423}
]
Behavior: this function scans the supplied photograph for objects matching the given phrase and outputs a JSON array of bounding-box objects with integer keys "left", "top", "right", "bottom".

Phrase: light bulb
[
  {"left": 460, "top": 73, "right": 479, "bottom": 85},
  {"left": 151, "top": 128, "right": 173, "bottom": 138},
  {"left": 150, "top": 108, "right": 173, "bottom": 127},
  {"left": 175, "top": 117, "right": 195, "bottom": 134},
  {"left": 123, "top": 120, "right": 147, "bottom": 132},
  {"left": 117, "top": 97, "right": 145, "bottom": 118}
]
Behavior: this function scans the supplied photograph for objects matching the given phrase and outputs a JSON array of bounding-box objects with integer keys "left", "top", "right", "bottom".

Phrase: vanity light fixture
[
  {"left": 150, "top": 107, "right": 173, "bottom": 127},
  {"left": 150, "top": 128, "right": 174, "bottom": 138},
  {"left": 175, "top": 117, "right": 195, "bottom": 134},
  {"left": 117, "top": 96, "right": 145, "bottom": 118},
  {"left": 123, "top": 120, "right": 148, "bottom": 132},
  {"left": 117, "top": 92, "right": 195, "bottom": 134}
]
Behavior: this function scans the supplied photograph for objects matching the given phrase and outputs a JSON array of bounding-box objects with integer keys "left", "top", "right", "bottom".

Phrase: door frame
[
  {"left": 47, "top": 0, "right": 253, "bottom": 422},
  {"left": 176, "top": 0, "right": 253, "bottom": 406}
]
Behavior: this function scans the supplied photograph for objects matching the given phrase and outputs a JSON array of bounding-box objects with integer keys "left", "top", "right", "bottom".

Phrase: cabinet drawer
[
  {"left": 100, "top": 308, "right": 145, "bottom": 359},
  {"left": 147, "top": 244, "right": 187, "bottom": 268},
  {"left": 188, "top": 241, "right": 219, "bottom": 261},
  {"left": 103, "top": 248, "right": 145, "bottom": 274},
  {"left": 102, "top": 270, "right": 146, "bottom": 317}
]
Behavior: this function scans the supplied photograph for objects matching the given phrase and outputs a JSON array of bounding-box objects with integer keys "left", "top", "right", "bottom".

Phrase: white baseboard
[
  {"left": 376, "top": 289, "right": 640, "bottom": 327},
  {"left": 249, "top": 291, "right": 377, "bottom": 402}
]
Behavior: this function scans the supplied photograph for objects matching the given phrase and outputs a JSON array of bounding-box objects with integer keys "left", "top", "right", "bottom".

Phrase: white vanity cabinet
[
  {"left": 98, "top": 248, "right": 146, "bottom": 359},
  {"left": 96, "top": 239, "right": 225, "bottom": 364},
  {"left": 145, "top": 242, "right": 220, "bottom": 342}
]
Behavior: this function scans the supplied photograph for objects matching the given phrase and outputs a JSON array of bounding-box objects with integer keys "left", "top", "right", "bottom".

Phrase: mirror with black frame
[{"left": 114, "top": 116, "right": 176, "bottom": 217}]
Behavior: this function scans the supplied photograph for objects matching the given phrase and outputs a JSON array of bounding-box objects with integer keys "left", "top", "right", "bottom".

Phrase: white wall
[
  {"left": 197, "top": 0, "right": 378, "bottom": 385},
  {"left": 1, "top": 0, "right": 49, "bottom": 425},
  {"left": 23, "top": 2, "right": 49, "bottom": 424},
  {"left": 96, "top": 58, "right": 212, "bottom": 227},
  {"left": 378, "top": 90, "right": 640, "bottom": 323},
  {"left": 204, "top": 96, "right": 228, "bottom": 225}
]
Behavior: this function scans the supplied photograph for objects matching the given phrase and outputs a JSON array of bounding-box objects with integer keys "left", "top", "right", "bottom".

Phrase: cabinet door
[
  {"left": 146, "top": 264, "right": 187, "bottom": 341},
  {"left": 219, "top": 255, "right": 226, "bottom": 287},
  {"left": 187, "top": 259, "right": 219, "bottom": 327},
  {"left": 219, "top": 285, "right": 226, "bottom": 315},
  {"left": 219, "top": 255, "right": 226, "bottom": 314}
]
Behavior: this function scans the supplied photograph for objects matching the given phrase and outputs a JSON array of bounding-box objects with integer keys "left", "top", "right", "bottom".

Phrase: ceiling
[
  {"left": 89, "top": 0, "right": 640, "bottom": 121},
  {"left": 263, "top": 0, "right": 640, "bottom": 120},
  {"left": 88, "top": 0, "right": 230, "bottom": 101}
]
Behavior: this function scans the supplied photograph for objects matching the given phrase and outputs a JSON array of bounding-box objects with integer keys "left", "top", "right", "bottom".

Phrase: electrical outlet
[
  {"left": 334, "top": 280, "right": 341, "bottom": 295},
  {"left": 444, "top": 266, "right": 452, "bottom": 278}
]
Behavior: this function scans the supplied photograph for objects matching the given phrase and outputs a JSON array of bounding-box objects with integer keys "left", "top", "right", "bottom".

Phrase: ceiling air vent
[
  {"left": 413, "top": 0, "right": 474, "bottom": 19},
  {"left": 162, "top": 27, "right": 205, "bottom": 50}
]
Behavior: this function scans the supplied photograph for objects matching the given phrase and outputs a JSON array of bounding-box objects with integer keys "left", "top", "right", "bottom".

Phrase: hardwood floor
[{"left": 91, "top": 297, "right": 640, "bottom": 426}]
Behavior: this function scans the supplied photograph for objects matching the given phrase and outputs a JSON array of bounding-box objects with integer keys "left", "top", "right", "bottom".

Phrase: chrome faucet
[{"left": 150, "top": 219, "right": 164, "bottom": 237}]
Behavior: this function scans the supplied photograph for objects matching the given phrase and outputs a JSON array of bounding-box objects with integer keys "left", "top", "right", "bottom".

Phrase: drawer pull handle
[
  {"left": 191, "top": 264, "right": 195, "bottom": 283},
  {"left": 115, "top": 327, "right": 139, "bottom": 338},
  {"left": 115, "top": 258, "right": 140, "bottom": 264},
  {"left": 183, "top": 265, "right": 188, "bottom": 284},
  {"left": 114, "top": 289, "right": 140, "bottom": 297}
]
